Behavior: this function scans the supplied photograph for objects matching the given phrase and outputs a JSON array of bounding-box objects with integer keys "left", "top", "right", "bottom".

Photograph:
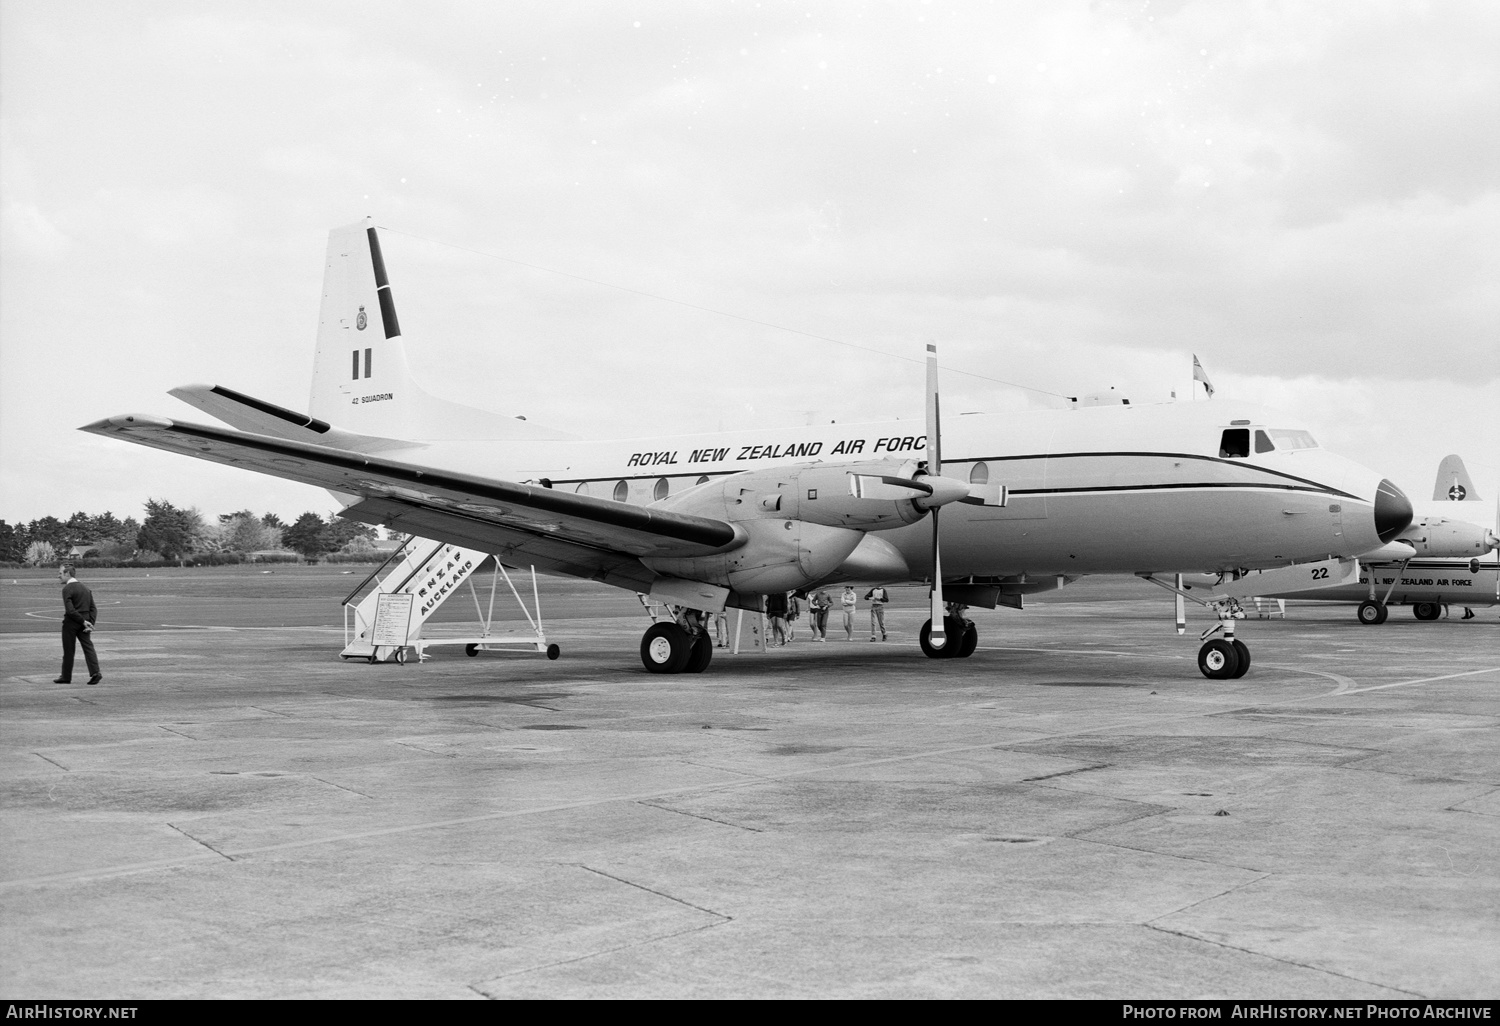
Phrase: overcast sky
[{"left": 3, "top": 0, "right": 1497, "bottom": 527}]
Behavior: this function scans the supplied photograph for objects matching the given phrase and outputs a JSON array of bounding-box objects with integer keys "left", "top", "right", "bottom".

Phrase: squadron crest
[{"left": 356, "top": 305, "right": 368, "bottom": 331}]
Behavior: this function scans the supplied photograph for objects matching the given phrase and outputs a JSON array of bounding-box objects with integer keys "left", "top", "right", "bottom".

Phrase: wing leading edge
[{"left": 80, "top": 415, "right": 740, "bottom": 578}]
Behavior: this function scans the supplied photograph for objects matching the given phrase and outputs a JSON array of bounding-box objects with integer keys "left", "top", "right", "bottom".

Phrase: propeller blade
[
  {"left": 849, "top": 474, "right": 933, "bottom": 500},
  {"left": 958, "top": 483, "right": 1007, "bottom": 507},
  {"left": 926, "top": 343, "right": 945, "bottom": 649}
]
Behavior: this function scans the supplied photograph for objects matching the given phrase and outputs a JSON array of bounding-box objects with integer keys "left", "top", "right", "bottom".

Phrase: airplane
[
  {"left": 1240, "top": 455, "right": 1499, "bottom": 623},
  {"left": 81, "top": 219, "right": 1416, "bottom": 680}
]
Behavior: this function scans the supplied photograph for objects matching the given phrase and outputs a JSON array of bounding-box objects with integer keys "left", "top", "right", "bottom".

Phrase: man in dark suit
[{"left": 55, "top": 564, "right": 102, "bottom": 685}]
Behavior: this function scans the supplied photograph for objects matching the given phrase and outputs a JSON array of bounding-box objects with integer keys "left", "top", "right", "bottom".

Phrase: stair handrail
[{"left": 341, "top": 537, "right": 427, "bottom": 606}]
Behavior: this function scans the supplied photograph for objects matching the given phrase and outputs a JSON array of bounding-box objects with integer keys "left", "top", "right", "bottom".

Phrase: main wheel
[
  {"left": 682, "top": 634, "right": 713, "bottom": 673},
  {"left": 1198, "top": 638, "right": 1240, "bottom": 680},
  {"left": 465, "top": 644, "right": 479, "bottom": 657},
  {"left": 641, "top": 622, "right": 693, "bottom": 674},
  {"left": 919, "top": 617, "right": 965, "bottom": 658},
  {"left": 957, "top": 621, "right": 979, "bottom": 658},
  {"left": 1357, "top": 600, "right": 1387, "bottom": 625},
  {"left": 1412, "top": 602, "right": 1441, "bottom": 621},
  {"left": 1230, "top": 639, "right": 1251, "bottom": 678},
  {"left": 546, "top": 643, "right": 561, "bottom": 660}
]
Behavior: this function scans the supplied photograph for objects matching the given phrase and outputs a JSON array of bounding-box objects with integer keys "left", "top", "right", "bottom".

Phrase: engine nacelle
[
  {"left": 640, "top": 460, "right": 950, "bottom": 594},
  {"left": 1397, "top": 517, "right": 1498, "bottom": 558},
  {"left": 658, "top": 459, "right": 942, "bottom": 531},
  {"left": 641, "top": 460, "right": 984, "bottom": 596},
  {"left": 643, "top": 517, "right": 865, "bottom": 595}
]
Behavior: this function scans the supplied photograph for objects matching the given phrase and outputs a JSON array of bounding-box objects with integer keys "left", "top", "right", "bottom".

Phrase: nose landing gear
[{"left": 1197, "top": 613, "right": 1251, "bottom": 680}]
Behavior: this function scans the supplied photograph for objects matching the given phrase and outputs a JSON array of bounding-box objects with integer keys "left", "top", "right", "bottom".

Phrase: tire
[
  {"left": 1231, "top": 639, "right": 1251, "bottom": 678},
  {"left": 1412, "top": 602, "right": 1441, "bottom": 621},
  {"left": 465, "top": 644, "right": 479, "bottom": 657},
  {"left": 1357, "top": 600, "right": 1385, "bottom": 625},
  {"left": 958, "top": 622, "right": 978, "bottom": 658},
  {"left": 919, "top": 617, "right": 965, "bottom": 658},
  {"left": 1198, "top": 639, "right": 1240, "bottom": 680},
  {"left": 641, "top": 622, "right": 692, "bottom": 674},
  {"left": 546, "top": 644, "right": 561, "bottom": 660},
  {"left": 682, "top": 634, "right": 713, "bottom": 673}
]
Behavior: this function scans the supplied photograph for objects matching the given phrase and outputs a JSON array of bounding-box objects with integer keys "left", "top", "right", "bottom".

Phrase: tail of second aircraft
[
  {"left": 1433, "top": 455, "right": 1481, "bottom": 503},
  {"left": 308, "top": 219, "right": 571, "bottom": 443}
]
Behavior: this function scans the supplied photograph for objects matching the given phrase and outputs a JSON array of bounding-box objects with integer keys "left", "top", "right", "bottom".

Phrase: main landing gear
[
  {"left": 640, "top": 609, "right": 713, "bottom": 674},
  {"left": 1357, "top": 599, "right": 1389, "bottom": 625},
  {"left": 920, "top": 604, "right": 978, "bottom": 659}
]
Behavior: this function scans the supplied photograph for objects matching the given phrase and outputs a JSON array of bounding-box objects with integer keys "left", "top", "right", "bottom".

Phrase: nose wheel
[{"left": 1198, "top": 637, "right": 1250, "bottom": 679}]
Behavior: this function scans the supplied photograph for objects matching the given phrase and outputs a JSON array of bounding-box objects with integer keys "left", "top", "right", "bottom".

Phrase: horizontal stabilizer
[{"left": 170, "top": 384, "right": 418, "bottom": 454}]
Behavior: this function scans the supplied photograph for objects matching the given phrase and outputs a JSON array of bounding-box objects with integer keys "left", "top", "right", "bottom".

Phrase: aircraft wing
[{"left": 80, "top": 416, "right": 739, "bottom": 588}]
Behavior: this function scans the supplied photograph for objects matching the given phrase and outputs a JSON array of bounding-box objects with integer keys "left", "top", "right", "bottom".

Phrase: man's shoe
[
  {"left": 86, "top": 675, "right": 102, "bottom": 686},
  {"left": 53, "top": 677, "right": 71, "bottom": 684}
]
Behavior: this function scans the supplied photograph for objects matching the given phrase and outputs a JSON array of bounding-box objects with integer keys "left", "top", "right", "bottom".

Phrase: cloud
[
  {"left": 2, "top": 1, "right": 1497, "bottom": 524},
  {"left": 0, "top": 201, "right": 73, "bottom": 261}
]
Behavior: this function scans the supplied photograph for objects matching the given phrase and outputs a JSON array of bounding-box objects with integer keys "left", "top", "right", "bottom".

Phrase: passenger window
[
  {"left": 1219, "top": 429, "right": 1250, "bottom": 458},
  {"left": 1255, "top": 430, "right": 1275, "bottom": 454},
  {"left": 575, "top": 482, "right": 589, "bottom": 495},
  {"left": 969, "top": 462, "right": 989, "bottom": 485},
  {"left": 653, "top": 478, "right": 669, "bottom": 501},
  {"left": 613, "top": 480, "right": 628, "bottom": 502},
  {"left": 696, "top": 475, "right": 710, "bottom": 486}
]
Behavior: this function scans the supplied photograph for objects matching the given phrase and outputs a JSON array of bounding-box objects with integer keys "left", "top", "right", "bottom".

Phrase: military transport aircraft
[
  {"left": 83, "top": 219, "right": 1415, "bottom": 679},
  {"left": 1247, "top": 455, "right": 1499, "bottom": 623}
]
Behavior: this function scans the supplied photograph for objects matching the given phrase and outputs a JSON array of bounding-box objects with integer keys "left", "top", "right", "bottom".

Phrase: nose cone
[{"left": 1374, "top": 478, "right": 1414, "bottom": 543}]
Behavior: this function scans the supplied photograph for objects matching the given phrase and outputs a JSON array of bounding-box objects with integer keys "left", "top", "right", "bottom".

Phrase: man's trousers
[{"left": 61, "top": 621, "right": 100, "bottom": 679}]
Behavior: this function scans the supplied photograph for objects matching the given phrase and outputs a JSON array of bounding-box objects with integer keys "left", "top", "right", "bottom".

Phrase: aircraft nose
[{"left": 1373, "top": 478, "right": 1414, "bottom": 543}]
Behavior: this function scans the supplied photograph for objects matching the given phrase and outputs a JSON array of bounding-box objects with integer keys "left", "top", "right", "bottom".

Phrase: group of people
[{"left": 763, "top": 585, "right": 891, "bottom": 644}]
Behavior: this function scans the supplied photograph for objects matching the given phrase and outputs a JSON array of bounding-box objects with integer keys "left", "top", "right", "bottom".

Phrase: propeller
[
  {"left": 926, "top": 343, "right": 947, "bottom": 650},
  {"left": 849, "top": 343, "right": 1003, "bottom": 654}
]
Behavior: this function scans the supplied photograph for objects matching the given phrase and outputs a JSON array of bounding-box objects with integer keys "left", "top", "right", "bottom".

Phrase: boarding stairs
[{"left": 341, "top": 537, "right": 557, "bottom": 663}]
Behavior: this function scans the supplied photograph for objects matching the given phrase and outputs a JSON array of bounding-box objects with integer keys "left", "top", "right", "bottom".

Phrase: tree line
[{"left": 0, "top": 500, "right": 393, "bottom": 566}]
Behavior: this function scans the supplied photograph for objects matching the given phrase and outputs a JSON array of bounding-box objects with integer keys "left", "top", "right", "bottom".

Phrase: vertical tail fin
[
  {"left": 1433, "top": 454, "right": 1481, "bottom": 502},
  {"left": 308, "top": 219, "right": 571, "bottom": 442}
]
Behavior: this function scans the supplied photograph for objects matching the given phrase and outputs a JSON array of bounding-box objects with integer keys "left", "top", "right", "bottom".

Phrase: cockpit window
[
  {"left": 1268, "top": 428, "right": 1318, "bottom": 450},
  {"left": 1255, "top": 430, "right": 1275, "bottom": 454},
  {"left": 1219, "top": 429, "right": 1250, "bottom": 458}
]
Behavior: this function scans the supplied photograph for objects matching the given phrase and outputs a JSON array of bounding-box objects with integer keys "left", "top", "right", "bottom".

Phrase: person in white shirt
[{"left": 839, "top": 586, "right": 857, "bottom": 641}]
